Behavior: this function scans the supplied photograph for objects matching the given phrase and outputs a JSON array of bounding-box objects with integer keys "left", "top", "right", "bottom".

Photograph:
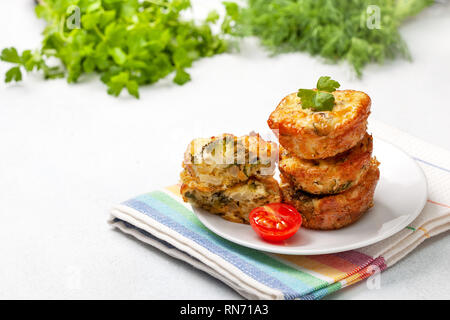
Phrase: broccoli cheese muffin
[
  {"left": 181, "top": 133, "right": 278, "bottom": 191},
  {"left": 268, "top": 90, "right": 371, "bottom": 159},
  {"left": 181, "top": 177, "right": 281, "bottom": 224},
  {"left": 280, "top": 159, "right": 380, "bottom": 230},
  {"left": 180, "top": 133, "right": 281, "bottom": 224},
  {"left": 279, "top": 133, "right": 373, "bottom": 194}
]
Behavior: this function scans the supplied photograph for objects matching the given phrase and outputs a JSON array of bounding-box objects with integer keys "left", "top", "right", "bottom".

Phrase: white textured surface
[{"left": 0, "top": 1, "right": 449, "bottom": 299}]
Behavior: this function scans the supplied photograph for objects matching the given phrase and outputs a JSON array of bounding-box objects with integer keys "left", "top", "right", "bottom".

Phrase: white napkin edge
[
  {"left": 386, "top": 221, "right": 450, "bottom": 266},
  {"left": 372, "top": 211, "right": 450, "bottom": 261}
]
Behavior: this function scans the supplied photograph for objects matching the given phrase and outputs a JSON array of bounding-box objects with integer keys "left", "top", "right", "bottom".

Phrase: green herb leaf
[
  {"left": 126, "top": 80, "right": 140, "bottom": 99},
  {"left": 173, "top": 69, "right": 191, "bottom": 85},
  {"left": 5, "top": 66, "right": 22, "bottom": 83},
  {"left": 206, "top": 10, "right": 220, "bottom": 23},
  {"left": 316, "top": 76, "right": 340, "bottom": 92},
  {"left": 1, "top": 47, "right": 21, "bottom": 63},
  {"left": 107, "top": 71, "right": 130, "bottom": 97},
  {"left": 222, "top": 2, "right": 240, "bottom": 34},
  {"left": 297, "top": 89, "right": 316, "bottom": 109},
  {"left": 110, "top": 47, "right": 127, "bottom": 66},
  {"left": 2, "top": 47, "right": 60, "bottom": 84},
  {"left": 314, "top": 91, "right": 335, "bottom": 111}
]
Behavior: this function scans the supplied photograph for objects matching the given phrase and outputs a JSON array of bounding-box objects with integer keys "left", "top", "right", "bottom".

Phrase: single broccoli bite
[
  {"left": 181, "top": 177, "right": 281, "bottom": 224},
  {"left": 279, "top": 133, "right": 373, "bottom": 194},
  {"left": 181, "top": 133, "right": 278, "bottom": 191},
  {"left": 268, "top": 90, "right": 371, "bottom": 159}
]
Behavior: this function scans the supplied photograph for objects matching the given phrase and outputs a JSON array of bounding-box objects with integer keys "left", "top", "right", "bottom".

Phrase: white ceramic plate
[{"left": 192, "top": 138, "right": 428, "bottom": 255}]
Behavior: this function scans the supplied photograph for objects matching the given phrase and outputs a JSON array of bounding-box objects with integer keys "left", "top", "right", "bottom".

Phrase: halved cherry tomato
[{"left": 249, "top": 203, "right": 302, "bottom": 242}]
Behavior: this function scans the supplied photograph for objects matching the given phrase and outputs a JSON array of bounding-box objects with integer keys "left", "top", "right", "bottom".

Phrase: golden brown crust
[
  {"left": 181, "top": 177, "right": 281, "bottom": 224},
  {"left": 279, "top": 134, "right": 373, "bottom": 194},
  {"left": 280, "top": 159, "right": 380, "bottom": 230},
  {"left": 268, "top": 90, "right": 371, "bottom": 159}
]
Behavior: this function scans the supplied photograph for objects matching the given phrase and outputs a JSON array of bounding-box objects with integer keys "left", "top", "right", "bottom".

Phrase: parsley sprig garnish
[
  {"left": 1, "top": 47, "right": 64, "bottom": 82},
  {"left": 297, "top": 76, "right": 340, "bottom": 112}
]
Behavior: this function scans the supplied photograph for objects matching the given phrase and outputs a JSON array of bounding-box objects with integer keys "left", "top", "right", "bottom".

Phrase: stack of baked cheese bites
[{"left": 268, "top": 90, "right": 380, "bottom": 230}]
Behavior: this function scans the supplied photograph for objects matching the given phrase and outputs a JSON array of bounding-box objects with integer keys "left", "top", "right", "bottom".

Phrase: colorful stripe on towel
[{"left": 119, "top": 186, "right": 388, "bottom": 300}]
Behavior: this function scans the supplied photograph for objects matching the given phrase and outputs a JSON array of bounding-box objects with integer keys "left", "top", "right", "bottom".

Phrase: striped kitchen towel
[{"left": 109, "top": 120, "right": 450, "bottom": 300}]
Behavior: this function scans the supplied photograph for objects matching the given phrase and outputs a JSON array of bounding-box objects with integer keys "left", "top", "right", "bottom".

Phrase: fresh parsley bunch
[
  {"left": 1, "top": 0, "right": 232, "bottom": 98},
  {"left": 298, "top": 76, "right": 340, "bottom": 112},
  {"left": 230, "top": 0, "right": 433, "bottom": 77}
]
